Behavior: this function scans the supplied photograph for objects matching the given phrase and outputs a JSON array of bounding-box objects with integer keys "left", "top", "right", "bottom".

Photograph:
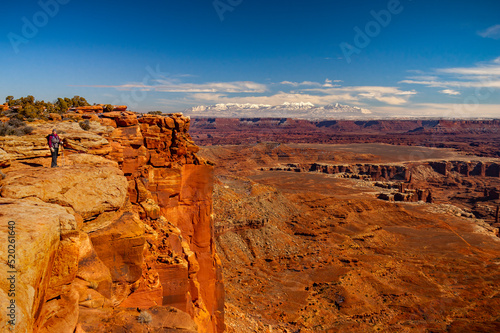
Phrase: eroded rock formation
[{"left": 0, "top": 113, "right": 223, "bottom": 332}]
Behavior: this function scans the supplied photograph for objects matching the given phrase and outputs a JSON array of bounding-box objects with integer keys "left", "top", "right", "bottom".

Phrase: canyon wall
[
  {"left": 189, "top": 118, "right": 500, "bottom": 158},
  {"left": 0, "top": 112, "right": 223, "bottom": 332}
]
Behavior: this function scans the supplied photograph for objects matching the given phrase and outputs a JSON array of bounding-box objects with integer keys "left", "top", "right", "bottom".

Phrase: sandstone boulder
[
  {"left": 0, "top": 148, "right": 11, "bottom": 167},
  {"left": 0, "top": 198, "right": 77, "bottom": 333},
  {"left": 48, "top": 113, "right": 62, "bottom": 121},
  {"left": 0, "top": 164, "right": 129, "bottom": 219}
]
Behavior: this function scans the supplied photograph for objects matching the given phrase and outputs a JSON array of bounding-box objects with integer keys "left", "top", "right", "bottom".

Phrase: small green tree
[
  {"left": 104, "top": 104, "right": 114, "bottom": 112},
  {"left": 55, "top": 98, "right": 69, "bottom": 114},
  {"left": 71, "top": 96, "right": 90, "bottom": 107},
  {"left": 19, "top": 105, "right": 40, "bottom": 120}
]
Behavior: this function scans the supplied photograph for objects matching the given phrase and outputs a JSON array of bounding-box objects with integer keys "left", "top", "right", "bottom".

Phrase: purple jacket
[{"left": 49, "top": 134, "right": 61, "bottom": 149}]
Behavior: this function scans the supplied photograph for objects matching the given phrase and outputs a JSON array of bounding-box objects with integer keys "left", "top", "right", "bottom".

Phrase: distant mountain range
[{"left": 184, "top": 102, "right": 374, "bottom": 119}]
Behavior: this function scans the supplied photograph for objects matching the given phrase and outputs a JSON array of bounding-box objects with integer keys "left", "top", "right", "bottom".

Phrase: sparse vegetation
[
  {"left": 137, "top": 310, "right": 152, "bottom": 324},
  {"left": 79, "top": 119, "right": 91, "bottom": 130},
  {"left": 104, "top": 104, "right": 114, "bottom": 112},
  {"left": 148, "top": 111, "right": 163, "bottom": 115},
  {"left": 3, "top": 95, "right": 91, "bottom": 120},
  {"left": 0, "top": 118, "right": 33, "bottom": 136}
]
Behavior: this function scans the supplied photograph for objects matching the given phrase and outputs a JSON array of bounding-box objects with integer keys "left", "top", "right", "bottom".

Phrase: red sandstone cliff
[{"left": 0, "top": 113, "right": 223, "bottom": 332}]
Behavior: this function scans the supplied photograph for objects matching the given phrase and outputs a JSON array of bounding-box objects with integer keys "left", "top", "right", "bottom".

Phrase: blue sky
[{"left": 1, "top": 0, "right": 500, "bottom": 117}]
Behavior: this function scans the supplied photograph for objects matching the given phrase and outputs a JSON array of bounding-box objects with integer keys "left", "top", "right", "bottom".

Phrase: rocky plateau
[
  {"left": 1, "top": 113, "right": 500, "bottom": 333},
  {"left": 0, "top": 111, "right": 223, "bottom": 332}
]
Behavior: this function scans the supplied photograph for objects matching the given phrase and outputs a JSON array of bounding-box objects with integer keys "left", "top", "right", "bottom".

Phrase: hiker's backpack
[{"left": 46, "top": 134, "right": 60, "bottom": 148}]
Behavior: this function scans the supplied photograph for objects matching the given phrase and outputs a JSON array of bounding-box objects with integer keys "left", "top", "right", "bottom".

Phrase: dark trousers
[{"left": 51, "top": 147, "right": 59, "bottom": 167}]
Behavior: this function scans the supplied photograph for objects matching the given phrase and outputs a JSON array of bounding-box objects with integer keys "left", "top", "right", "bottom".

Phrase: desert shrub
[
  {"left": 20, "top": 125, "right": 33, "bottom": 135},
  {"left": 104, "top": 104, "right": 114, "bottom": 112},
  {"left": 79, "top": 119, "right": 91, "bottom": 130},
  {"left": 0, "top": 121, "right": 33, "bottom": 136},
  {"left": 148, "top": 111, "right": 163, "bottom": 115},
  {"left": 0, "top": 123, "right": 16, "bottom": 136},
  {"left": 7, "top": 118, "right": 26, "bottom": 127},
  {"left": 137, "top": 310, "right": 152, "bottom": 324}
]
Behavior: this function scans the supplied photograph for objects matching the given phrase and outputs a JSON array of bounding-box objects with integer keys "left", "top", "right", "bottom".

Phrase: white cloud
[
  {"left": 75, "top": 80, "right": 267, "bottom": 93},
  {"left": 279, "top": 79, "right": 343, "bottom": 88},
  {"left": 439, "top": 89, "right": 461, "bottom": 96},
  {"left": 478, "top": 25, "right": 500, "bottom": 39},
  {"left": 304, "top": 86, "right": 416, "bottom": 105},
  {"left": 188, "top": 85, "right": 416, "bottom": 106},
  {"left": 400, "top": 57, "right": 500, "bottom": 92},
  {"left": 279, "top": 81, "right": 324, "bottom": 87}
]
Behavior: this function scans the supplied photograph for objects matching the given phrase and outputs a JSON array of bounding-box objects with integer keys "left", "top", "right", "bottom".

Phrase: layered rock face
[
  {"left": 0, "top": 113, "right": 223, "bottom": 333},
  {"left": 190, "top": 118, "right": 500, "bottom": 158},
  {"left": 105, "top": 113, "right": 223, "bottom": 332},
  {"left": 267, "top": 162, "right": 410, "bottom": 181}
]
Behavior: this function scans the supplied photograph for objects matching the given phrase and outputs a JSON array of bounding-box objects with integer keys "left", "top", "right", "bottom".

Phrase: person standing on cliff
[{"left": 48, "top": 129, "right": 61, "bottom": 168}]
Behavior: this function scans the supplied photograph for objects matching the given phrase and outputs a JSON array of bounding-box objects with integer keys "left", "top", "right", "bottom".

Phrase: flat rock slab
[{"left": 0, "top": 162, "right": 128, "bottom": 219}]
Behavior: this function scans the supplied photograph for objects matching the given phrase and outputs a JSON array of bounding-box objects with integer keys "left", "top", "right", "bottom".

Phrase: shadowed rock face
[{"left": 0, "top": 112, "right": 223, "bottom": 333}]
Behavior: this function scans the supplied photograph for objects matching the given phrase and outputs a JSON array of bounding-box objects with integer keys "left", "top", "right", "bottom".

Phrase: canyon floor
[{"left": 199, "top": 143, "right": 500, "bottom": 332}]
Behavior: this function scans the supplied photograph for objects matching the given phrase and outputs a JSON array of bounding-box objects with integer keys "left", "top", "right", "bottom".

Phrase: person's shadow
[{"left": 20, "top": 162, "right": 44, "bottom": 167}]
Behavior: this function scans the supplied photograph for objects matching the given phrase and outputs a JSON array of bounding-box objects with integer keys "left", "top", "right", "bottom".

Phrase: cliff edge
[{"left": 0, "top": 112, "right": 224, "bottom": 333}]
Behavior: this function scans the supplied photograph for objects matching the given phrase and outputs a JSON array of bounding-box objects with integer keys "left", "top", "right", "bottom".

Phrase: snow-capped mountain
[{"left": 184, "top": 102, "right": 373, "bottom": 119}]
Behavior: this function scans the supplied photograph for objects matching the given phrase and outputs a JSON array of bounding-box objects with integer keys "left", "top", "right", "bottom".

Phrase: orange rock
[
  {"left": 82, "top": 113, "right": 99, "bottom": 121},
  {"left": 0, "top": 163, "right": 129, "bottom": 219},
  {"left": 70, "top": 105, "right": 104, "bottom": 113},
  {"left": 139, "top": 114, "right": 163, "bottom": 125},
  {"left": 0, "top": 198, "right": 77, "bottom": 333},
  {"left": 164, "top": 116, "right": 176, "bottom": 129},
  {"left": 75, "top": 232, "right": 113, "bottom": 298},
  {"left": 49, "top": 113, "right": 62, "bottom": 121},
  {"left": 89, "top": 211, "right": 145, "bottom": 283},
  {"left": 0, "top": 148, "right": 11, "bottom": 167},
  {"left": 113, "top": 105, "right": 127, "bottom": 111},
  {"left": 100, "top": 117, "right": 117, "bottom": 128},
  {"left": 35, "top": 285, "right": 80, "bottom": 333},
  {"left": 119, "top": 285, "right": 163, "bottom": 308},
  {"left": 78, "top": 306, "right": 197, "bottom": 332},
  {"left": 150, "top": 151, "right": 166, "bottom": 167},
  {"left": 116, "top": 114, "right": 139, "bottom": 127},
  {"left": 140, "top": 199, "right": 161, "bottom": 219},
  {"left": 101, "top": 111, "right": 122, "bottom": 118}
]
